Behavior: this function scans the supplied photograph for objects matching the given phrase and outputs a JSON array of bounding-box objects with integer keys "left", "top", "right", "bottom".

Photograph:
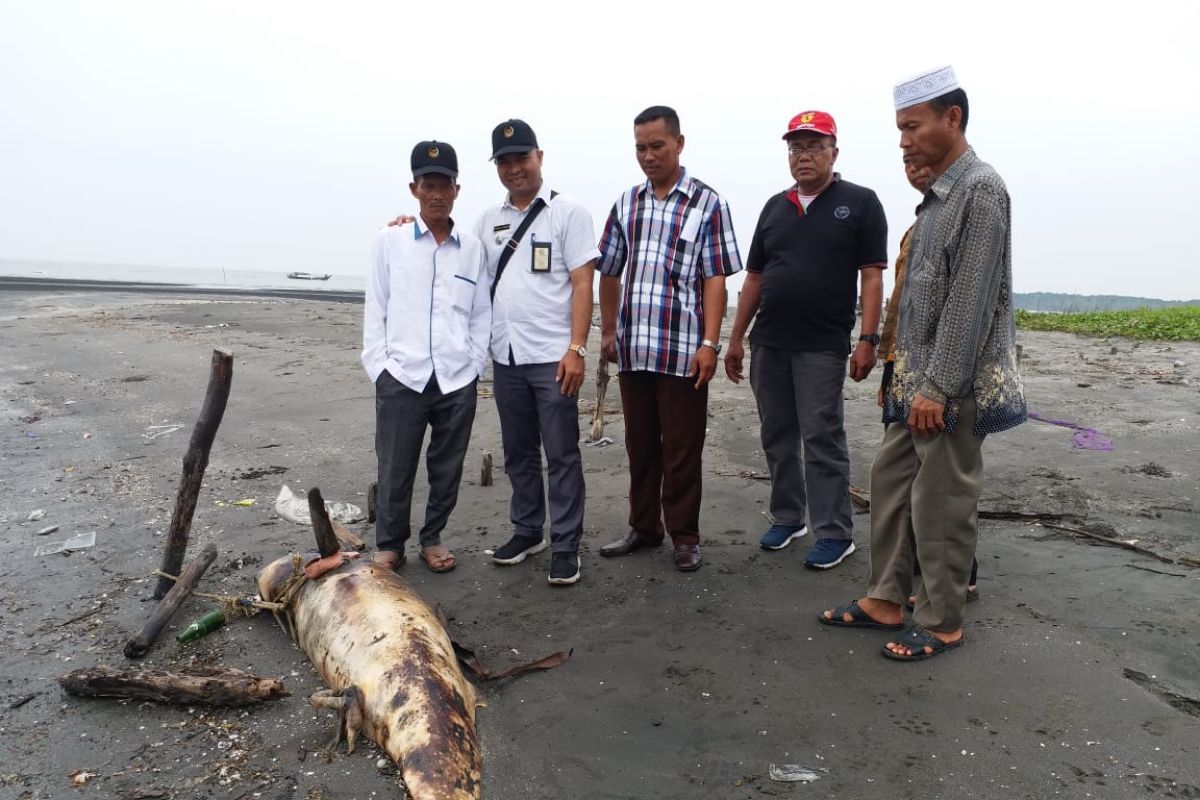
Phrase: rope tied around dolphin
[{"left": 267, "top": 551, "right": 362, "bottom": 642}]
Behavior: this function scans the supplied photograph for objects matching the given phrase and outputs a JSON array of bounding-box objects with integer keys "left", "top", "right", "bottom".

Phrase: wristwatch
[
  {"left": 701, "top": 339, "right": 722, "bottom": 356},
  {"left": 859, "top": 334, "right": 881, "bottom": 346},
  {"left": 568, "top": 343, "right": 588, "bottom": 358}
]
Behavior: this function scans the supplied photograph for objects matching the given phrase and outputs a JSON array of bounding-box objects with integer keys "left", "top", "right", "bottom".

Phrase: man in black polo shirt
[{"left": 725, "top": 110, "right": 887, "bottom": 570}]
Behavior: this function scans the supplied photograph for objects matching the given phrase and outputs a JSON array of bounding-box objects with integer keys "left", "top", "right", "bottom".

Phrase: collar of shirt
[
  {"left": 918, "top": 147, "right": 979, "bottom": 211},
  {"left": 786, "top": 172, "right": 841, "bottom": 215},
  {"left": 637, "top": 167, "right": 694, "bottom": 201},
  {"left": 501, "top": 182, "right": 553, "bottom": 212},
  {"left": 413, "top": 215, "right": 461, "bottom": 244}
]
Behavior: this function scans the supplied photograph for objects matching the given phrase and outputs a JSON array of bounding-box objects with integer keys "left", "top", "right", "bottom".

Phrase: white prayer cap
[{"left": 893, "top": 65, "right": 960, "bottom": 111}]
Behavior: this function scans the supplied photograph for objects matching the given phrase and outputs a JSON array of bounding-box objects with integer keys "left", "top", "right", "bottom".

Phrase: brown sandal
[{"left": 419, "top": 547, "right": 456, "bottom": 573}]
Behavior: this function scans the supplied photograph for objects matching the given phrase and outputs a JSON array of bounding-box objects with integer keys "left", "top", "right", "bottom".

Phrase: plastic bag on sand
[
  {"left": 275, "top": 484, "right": 365, "bottom": 525},
  {"left": 769, "top": 764, "right": 821, "bottom": 782}
]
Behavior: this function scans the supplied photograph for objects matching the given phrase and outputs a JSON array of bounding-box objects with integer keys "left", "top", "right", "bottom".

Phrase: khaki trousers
[{"left": 866, "top": 396, "right": 984, "bottom": 632}]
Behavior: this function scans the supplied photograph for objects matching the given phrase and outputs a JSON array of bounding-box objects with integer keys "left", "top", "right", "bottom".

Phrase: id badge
[{"left": 531, "top": 239, "right": 552, "bottom": 273}]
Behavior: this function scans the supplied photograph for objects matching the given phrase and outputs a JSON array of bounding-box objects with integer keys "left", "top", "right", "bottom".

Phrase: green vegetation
[{"left": 1015, "top": 306, "right": 1200, "bottom": 341}]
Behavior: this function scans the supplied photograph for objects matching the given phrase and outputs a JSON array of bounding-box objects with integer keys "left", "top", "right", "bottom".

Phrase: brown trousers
[
  {"left": 866, "top": 396, "right": 985, "bottom": 632},
  {"left": 618, "top": 371, "right": 708, "bottom": 546}
]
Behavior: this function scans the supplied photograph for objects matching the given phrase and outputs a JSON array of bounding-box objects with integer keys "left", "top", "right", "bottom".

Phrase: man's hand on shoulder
[{"left": 387, "top": 214, "right": 416, "bottom": 227}]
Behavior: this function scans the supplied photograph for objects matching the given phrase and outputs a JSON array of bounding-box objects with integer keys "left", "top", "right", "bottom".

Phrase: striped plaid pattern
[{"left": 597, "top": 170, "right": 742, "bottom": 376}]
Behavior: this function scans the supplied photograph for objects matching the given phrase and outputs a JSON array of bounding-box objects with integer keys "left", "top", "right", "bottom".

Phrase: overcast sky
[{"left": 2, "top": 1, "right": 1198, "bottom": 299}]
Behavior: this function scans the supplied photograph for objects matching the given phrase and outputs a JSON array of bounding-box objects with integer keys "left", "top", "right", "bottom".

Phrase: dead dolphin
[{"left": 258, "top": 556, "right": 482, "bottom": 799}]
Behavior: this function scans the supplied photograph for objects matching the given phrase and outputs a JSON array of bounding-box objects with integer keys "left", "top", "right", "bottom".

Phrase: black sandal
[
  {"left": 882, "top": 626, "right": 964, "bottom": 661},
  {"left": 818, "top": 600, "right": 903, "bottom": 630}
]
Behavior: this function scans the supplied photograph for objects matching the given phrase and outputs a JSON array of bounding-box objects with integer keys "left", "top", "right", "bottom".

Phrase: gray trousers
[
  {"left": 493, "top": 361, "right": 585, "bottom": 553},
  {"left": 374, "top": 372, "right": 477, "bottom": 552},
  {"left": 866, "top": 395, "right": 984, "bottom": 632},
  {"left": 749, "top": 345, "right": 853, "bottom": 540}
]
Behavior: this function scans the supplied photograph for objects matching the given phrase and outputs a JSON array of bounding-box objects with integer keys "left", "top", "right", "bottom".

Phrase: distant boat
[{"left": 287, "top": 271, "right": 332, "bottom": 281}]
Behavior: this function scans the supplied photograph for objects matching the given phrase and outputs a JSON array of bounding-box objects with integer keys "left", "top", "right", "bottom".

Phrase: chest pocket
[
  {"left": 668, "top": 200, "right": 707, "bottom": 278},
  {"left": 452, "top": 273, "right": 477, "bottom": 314}
]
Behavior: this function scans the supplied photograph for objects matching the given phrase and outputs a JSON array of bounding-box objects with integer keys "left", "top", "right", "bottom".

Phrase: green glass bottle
[{"left": 176, "top": 610, "right": 226, "bottom": 643}]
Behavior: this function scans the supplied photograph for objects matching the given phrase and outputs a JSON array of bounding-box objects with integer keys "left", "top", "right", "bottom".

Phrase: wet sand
[{"left": 1, "top": 286, "right": 1198, "bottom": 799}]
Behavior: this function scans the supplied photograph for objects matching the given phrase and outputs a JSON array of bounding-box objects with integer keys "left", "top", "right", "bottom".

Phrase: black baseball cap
[
  {"left": 411, "top": 140, "right": 458, "bottom": 179},
  {"left": 490, "top": 119, "right": 539, "bottom": 160}
]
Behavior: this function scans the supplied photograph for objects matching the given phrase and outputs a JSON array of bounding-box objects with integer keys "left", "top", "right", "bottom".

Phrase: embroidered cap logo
[
  {"left": 427, "top": 146, "right": 440, "bottom": 159},
  {"left": 502, "top": 126, "right": 514, "bottom": 139},
  {"left": 799, "top": 113, "right": 815, "bottom": 124}
]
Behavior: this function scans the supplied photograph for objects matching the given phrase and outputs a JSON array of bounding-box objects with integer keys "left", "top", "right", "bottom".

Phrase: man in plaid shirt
[{"left": 596, "top": 105, "right": 743, "bottom": 572}]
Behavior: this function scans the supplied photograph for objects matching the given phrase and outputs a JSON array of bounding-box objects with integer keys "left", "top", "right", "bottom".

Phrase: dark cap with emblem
[
  {"left": 411, "top": 140, "right": 458, "bottom": 179},
  {"left": 490, "top": 119, "right": 539, "bottom": 160}
]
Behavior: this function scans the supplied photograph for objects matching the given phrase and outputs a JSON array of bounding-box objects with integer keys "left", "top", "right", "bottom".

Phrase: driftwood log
[
  {"left": 126, "top": 544, "right": 218, "bottom": 659},
  {"left": 308, "top": 487, "right": 340, "bottom": 557},
  {"left": 154, "top": 349, "right": 233, "bottom": 599},
  {"left": 588, "top": 359, "right": 610, "bottom": 442},
  {"left": 59, "top": 665, "right": 288, "bottom": 706}
]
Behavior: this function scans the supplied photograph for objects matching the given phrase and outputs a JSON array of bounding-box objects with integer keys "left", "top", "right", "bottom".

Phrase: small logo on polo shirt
[
  {"left": 427, "top": 145, "right": 440, "bottom": 158},
  {"left": 834, "top": 205, "right": 850, "bottom": 220}
]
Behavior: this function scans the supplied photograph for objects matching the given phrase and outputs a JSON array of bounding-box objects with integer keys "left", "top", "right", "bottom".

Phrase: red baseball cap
[{"left": 782, "top": 110, "right": 837, "bottom": 139}]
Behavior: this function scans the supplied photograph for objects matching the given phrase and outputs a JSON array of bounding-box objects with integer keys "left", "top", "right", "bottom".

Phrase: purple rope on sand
[{"left": 1028, "top": 411, "right": 1114, "bottom": 451}]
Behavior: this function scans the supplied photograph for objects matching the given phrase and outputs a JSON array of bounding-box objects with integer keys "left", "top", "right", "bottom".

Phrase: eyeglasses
[{"left": 787, "top": 143, "right": 833, "bottom": 156}]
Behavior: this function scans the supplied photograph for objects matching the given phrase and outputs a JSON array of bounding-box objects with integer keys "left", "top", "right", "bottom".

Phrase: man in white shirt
[
  {"left": 362, "top": 140, "right": 490, "bottom": 573},
  {"left": 476, "top": 119, "right": 599, "bottom": 586}
]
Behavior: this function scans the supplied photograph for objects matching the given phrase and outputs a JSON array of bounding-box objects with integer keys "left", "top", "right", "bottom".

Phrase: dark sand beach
[{"left": 1, "top": 284, "right": 1198, "bottom": 799}]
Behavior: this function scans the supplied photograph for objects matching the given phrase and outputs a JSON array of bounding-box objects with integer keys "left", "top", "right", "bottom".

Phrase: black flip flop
[
  {"left": 881, "top": 626, "right": 964, "bottom": 661},
  {"left": 818, "top": 600, "right": 904, "bottom": 630}
]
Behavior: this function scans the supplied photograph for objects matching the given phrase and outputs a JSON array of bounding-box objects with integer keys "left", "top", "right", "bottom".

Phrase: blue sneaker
[
  {"left": 804, "top": 538, "right": 856, "bottom": 569},
  {"left": 759, "top": 524, "right": 808, "bottom": 550}
]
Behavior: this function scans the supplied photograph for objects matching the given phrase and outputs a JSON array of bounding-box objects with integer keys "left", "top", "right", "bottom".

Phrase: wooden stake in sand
[
  {"left": 480, "top": 451, "right": 494, "bottom": 487},
  {"left": 153, "top": 348, "right": 233, "bottom": 600},
  {"left": 58, "top": 665, "right": 287, "bottom": 706},
  {"left": 308, "top": 487, "right": 341, "bottom": 558},
  {"left": 125, "top": 544, "right": 218, "bottom": 659}
]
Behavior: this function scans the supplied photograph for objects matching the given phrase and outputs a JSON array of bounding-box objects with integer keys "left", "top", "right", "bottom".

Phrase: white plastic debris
[
  {"left": 35, "top": 531, "right": 97, "bottom": 557},
  {"left": 27, "top": 509, "right": 46, "bottom": 521},
  {"left": 274, "top": 484, "right": 366, "bottom": 525},
  {"left": 143, "top": 424, "right": 183, "bottom": 441},
  {"left": 37, "top": 525, "right": 59, "bottom": 536},
  {"left": 769, "top": 764, "right": 821, "bottom": 783}
]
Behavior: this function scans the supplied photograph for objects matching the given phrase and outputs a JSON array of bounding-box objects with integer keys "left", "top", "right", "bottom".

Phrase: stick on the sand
[
  {"left": 308, "top": 487, "right": 341, "bottom": 557},
  {"left": 331, "top": 520, "right": 366, "bottom": 551},
  {"left": 125, "top": 544, "right": 218, "bottom": 659},
  {"left": 1040, "top": 522, "right": 1176, "bottom": 564},
  {"left": 153, "top": 348, "right": 233, "bottom": 600},
  {"left": 58, "top": 665, "right": 288, "bottom": 706},
  {"left": 588, "top": 359, "right": 610, "bottom": 442}
]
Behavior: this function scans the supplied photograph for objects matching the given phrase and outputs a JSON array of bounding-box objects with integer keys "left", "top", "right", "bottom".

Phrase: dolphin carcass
[{"left": 257, "top": 491, "right": 569, "bottom": 800}]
